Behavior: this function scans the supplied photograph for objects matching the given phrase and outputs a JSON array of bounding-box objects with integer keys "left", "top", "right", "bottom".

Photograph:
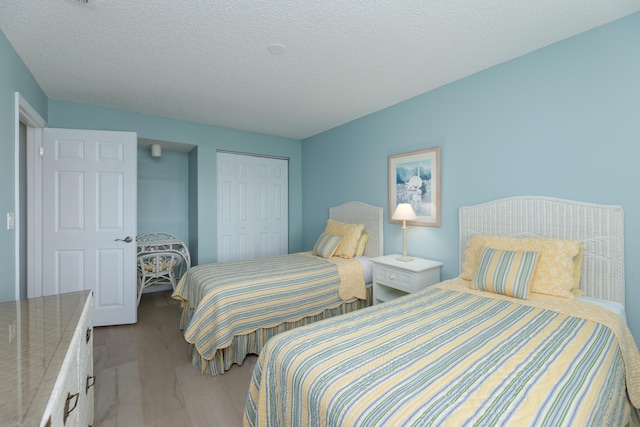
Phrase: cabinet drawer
[
  {"left": 78, "top": 293, "right": 95, "bottom": 427},
  {"left": 39, "top": 292, "right": 93, "bottom": 427},
  {"left": 374, "top": 265, "right": 416, "bottom": 293}
]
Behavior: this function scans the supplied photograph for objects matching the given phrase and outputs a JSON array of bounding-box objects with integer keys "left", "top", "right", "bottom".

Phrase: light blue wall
[
  {"left": 302, "top": 13, "right": 640, "bottom": 343},
  {"left": 47, "top": 101, "right": 303, "bottom": 265},
  {"left": 3, "top": 14, "right": 639, "bottom": 348},
  {"left": 188, "top": 148, "right": 199, "bottom": 263},
  {"left": 137, "top": 148, "right": 190, "bottom": 242},
  {"left": 0, "top": 30, "right": 48, "bottom": 302}
]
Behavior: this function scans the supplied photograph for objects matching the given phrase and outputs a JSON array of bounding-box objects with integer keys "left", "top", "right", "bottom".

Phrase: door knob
[{"left": 115, "top": 236, "right": 133, "bottom": 243}]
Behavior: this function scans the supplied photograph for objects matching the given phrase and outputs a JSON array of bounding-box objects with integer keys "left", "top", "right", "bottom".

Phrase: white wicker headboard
[
  {"left": 330, "top": 201, "right": 384, "bottom": 258},
  {"left": 459, "top": 196, "right": 625, "bottom": 305}
]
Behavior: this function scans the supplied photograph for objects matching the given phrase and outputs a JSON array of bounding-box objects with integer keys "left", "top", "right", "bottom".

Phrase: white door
[
  {"left": 218, "top": 152, "right": 246, "bottom": 262},
  {"left": 217, "top": 153, "right": 288, "bottom": 262},
  {"left": 255, "top": 157, "right": 288, "bottom": 258},
  {"left": 42, "top": 128, "right": 137, "bottom": 326}
]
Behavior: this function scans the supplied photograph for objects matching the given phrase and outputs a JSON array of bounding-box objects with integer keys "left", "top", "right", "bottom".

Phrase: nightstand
[{"left": 371, "top": 255, "right": 443, "bottom": 304}]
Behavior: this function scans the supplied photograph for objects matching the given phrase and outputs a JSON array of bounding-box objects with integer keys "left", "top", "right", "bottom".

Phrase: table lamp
[{"left": 392, "top": 203, "right": 417, "bottom": 262}]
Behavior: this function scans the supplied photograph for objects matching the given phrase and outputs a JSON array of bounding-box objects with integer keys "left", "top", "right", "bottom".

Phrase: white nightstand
[{"left": 371, "top": 255, "right": 443, "bottom": 304}]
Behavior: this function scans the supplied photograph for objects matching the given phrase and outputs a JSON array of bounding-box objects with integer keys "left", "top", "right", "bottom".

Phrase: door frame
[{"left": 14, "top": 92, "right": 46, "bottom": 299}]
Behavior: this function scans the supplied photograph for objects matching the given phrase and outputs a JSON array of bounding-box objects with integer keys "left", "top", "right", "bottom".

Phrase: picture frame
[{"left": 388, "top": 147, "right": 441, "bottom": 227}]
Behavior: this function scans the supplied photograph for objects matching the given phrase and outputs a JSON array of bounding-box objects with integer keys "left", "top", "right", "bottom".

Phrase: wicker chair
[
  {"left": 136, "top": 251, "right": 182, "bottom": 306},
  {"left": 136, "top": 232, "right": 191, "bottom": 277}
]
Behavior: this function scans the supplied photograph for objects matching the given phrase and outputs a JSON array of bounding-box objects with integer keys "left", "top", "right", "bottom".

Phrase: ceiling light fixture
[{"left": 150, "top": 143, "right": 162, "bottom": 158}]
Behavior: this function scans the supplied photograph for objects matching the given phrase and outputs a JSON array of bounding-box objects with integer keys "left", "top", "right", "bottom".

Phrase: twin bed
[
  {"left": 241, "top": 196, "right": 640, "bottom": 426},
  {"left": 172, "top": 201, "right": 383, "bottom": 375}
]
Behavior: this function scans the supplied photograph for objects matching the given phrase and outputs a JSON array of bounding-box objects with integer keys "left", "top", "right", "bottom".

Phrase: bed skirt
[{"left": 188, "top": 286, "right": 372, "bottom": 376}]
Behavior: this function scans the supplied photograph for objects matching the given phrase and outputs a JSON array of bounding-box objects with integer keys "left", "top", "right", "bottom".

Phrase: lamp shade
[{"left": 392, "top": 203, "right": 417, "bottom": 221}]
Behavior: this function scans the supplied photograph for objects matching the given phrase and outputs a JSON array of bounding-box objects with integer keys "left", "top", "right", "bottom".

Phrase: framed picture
[{"left": 388, "top": 147, "right": 441, "bottom": 227}]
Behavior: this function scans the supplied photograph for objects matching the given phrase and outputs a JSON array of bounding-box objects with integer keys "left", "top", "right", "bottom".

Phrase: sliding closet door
[
  {"left": 217, "top": 152, "right": 288, "bottom": 262},
  {"left": 255, "top": 156, "right": 288, "bottom": 258}
]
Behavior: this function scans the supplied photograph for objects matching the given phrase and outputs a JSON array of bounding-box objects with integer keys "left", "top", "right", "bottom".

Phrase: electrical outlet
[{"left": 7, "top": 213, "right": 15, "bottom": 230}]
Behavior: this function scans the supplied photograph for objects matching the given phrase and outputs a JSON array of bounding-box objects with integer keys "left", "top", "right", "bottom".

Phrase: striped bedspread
[
  {"left": 173, "top": 253, "right": 365, "bottom": 362},
  {"left": 245, "top": 279, "right": 640, "bottom": 426}
]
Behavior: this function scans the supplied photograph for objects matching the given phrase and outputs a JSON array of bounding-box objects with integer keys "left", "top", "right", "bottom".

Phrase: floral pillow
[{"left": 324, "top": 219, "right": 364, "bottom": 259}]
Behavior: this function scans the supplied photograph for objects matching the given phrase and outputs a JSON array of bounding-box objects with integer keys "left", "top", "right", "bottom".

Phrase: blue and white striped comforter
[{"left": 244, "top": 279, "right": 640, "bottom": 426}]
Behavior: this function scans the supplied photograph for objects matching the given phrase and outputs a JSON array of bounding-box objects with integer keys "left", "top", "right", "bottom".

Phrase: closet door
[
  {"left": 217, "top": 153, "right": 288, "bottom": 262},
  {"left": 255, "top": 157, "right": 288, "bottom": 258},
  {"left": 217, "top": 152, "right": 252, "bottom": 262}
]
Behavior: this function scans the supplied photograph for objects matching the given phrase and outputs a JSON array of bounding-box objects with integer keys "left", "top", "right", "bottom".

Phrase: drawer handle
[
  {"left": 86, "top": 375, "right": 96, "bottom": 393},
  {"left": 86, "top": 327, "right": 92, "bottom": 344},
  {"left": 63, "top": 392, "right": 79, "bottom": 424},
  {"left": 389, "top": 274, "right": 396, "bottom": 280}
]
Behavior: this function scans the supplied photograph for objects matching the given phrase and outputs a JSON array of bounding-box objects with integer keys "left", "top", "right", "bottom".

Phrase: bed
[
  {"left": 173, "top": 201, "right": 383, "bottom": 375},
  {"left": 244, "top": 196, "right": 640, "bottom": 426}
]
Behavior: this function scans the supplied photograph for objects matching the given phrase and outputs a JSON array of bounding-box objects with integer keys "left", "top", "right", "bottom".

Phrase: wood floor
[{"left": 93, "top": 290, "right": 257, "bottom": 427}]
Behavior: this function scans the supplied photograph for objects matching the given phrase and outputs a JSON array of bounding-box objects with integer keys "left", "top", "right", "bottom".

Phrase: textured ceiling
[{"left": 1, "top": 1, "right": 639, "bottom": 140}]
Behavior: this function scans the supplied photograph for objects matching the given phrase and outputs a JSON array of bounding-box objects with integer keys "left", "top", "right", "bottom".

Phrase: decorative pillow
[
  {"left": 144, "top": 257, "right": 178, "bottom": 272},
  {"left": 312, "top": 233, "right": 343, "bottom": 259},
  {"left": 472, "top": 247, "right": 539, "bottom": 299},
  {"left": 354, "top": 231, "right": 369, "bottom": 257},
  {"left": 460, "top": 235, "right": 581, "bottom": 298},
  {"left": 324, "top": 219, "right": 364, "bottom": 259},
  {"left": 571, "top": 246, "right": 584, "bottom": 295}
]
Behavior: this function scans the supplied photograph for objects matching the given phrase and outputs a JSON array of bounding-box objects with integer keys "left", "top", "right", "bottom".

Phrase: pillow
[
  {"left": 354, "top": 231, "right": 369, "bottom": 257},
  {"left": 324, "top": 219, "right": 364, "bottom": 259},
  {"left": 144, "top": 257, "right": 178, "bottom": 272},
  {"left": 312, "top": 233, "right": 343, "bottom": 259},
  {"left": 472, "top": 247, "right": 540, "bottom": 299},
  {"left": 460, "top": 235, "right": 581, "bottom": 298},
  {"left": 571, "top": 246, "right": 584, "bottom": 295}
]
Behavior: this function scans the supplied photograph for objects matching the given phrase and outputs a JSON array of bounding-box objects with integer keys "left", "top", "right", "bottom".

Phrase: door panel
[
  {"left": 254, "top": 156, "right": 288, "bottom": 258},
  {"left": 57, "top": 171, "right": 84, "bottom": 230},
  {"left": 217, "top": 153, "right": 237, "bottom": 263},
  {"left": 56, "top": 250, "right": 84, "bottom": 294},
  {"left": 236, "top": 156, "right": 254, "bottom": 261},
  {"left": 97, "top": 249, "right": 124, "bottom": 306},
  {"left": 42, "top": 128, "right": 137, "bottom": 326},
  {"left": 97, "top": 172, "right": 124, "bottom": 229},
  {"left": 217, "top": 153, "right": 288, "bottom": 262}
]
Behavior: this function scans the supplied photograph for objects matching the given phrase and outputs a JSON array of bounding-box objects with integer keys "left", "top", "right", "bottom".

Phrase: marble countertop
[{"left": 0, "top": 291, "right": 90, "bottom": 426}]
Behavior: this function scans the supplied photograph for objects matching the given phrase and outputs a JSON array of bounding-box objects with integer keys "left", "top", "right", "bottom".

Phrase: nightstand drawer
[
  {"left": 374, "top": 265, "right": 416, "bottom": 293},
  {"left": 371, "top": 255, "right": 443, "bottom": 305}
]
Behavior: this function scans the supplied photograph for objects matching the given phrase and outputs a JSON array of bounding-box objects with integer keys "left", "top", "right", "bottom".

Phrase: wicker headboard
[
  {"left": 459, "top": 196, "right": 625, "bottom": 305},
  {"left": 329, "top": 201, "right": 384, "bottom": 258}
]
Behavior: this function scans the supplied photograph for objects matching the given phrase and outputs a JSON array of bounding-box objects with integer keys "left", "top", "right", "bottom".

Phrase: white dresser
[
  {"left": 0, "top": 291, "right": 94, "bottom": 426},
  {"left": 371, "top": 255, "right": 442, "bottom": 304}
]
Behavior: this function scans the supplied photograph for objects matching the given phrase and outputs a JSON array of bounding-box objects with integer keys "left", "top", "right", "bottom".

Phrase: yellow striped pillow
[
  {"left": 312, "top": 233, "right": 343, "bottom": 259},
  {"left": 354, "top": 231, "right": 369, "bottom": 257},
  {"left": 472, "top": 247, "right": 540, "bottom": 300}
]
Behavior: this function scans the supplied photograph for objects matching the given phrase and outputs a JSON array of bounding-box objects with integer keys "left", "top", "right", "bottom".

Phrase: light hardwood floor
[{"left": 93, "top": 290, "right": 257, "bottom": 426}]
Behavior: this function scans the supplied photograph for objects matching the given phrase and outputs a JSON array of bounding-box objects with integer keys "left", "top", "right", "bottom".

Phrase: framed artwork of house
[{"left": 388, "top": 147, "right": 441, "bottom": 227}]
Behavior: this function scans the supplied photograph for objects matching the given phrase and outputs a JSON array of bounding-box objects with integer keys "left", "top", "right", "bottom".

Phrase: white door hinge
[{"left": 39, "top": 146, "right": 44, "bottom": 156}]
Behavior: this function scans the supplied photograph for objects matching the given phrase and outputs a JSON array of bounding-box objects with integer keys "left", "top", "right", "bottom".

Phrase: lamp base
[{"left": 396, "top": 255, "right": 414, "bottom": 262}]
